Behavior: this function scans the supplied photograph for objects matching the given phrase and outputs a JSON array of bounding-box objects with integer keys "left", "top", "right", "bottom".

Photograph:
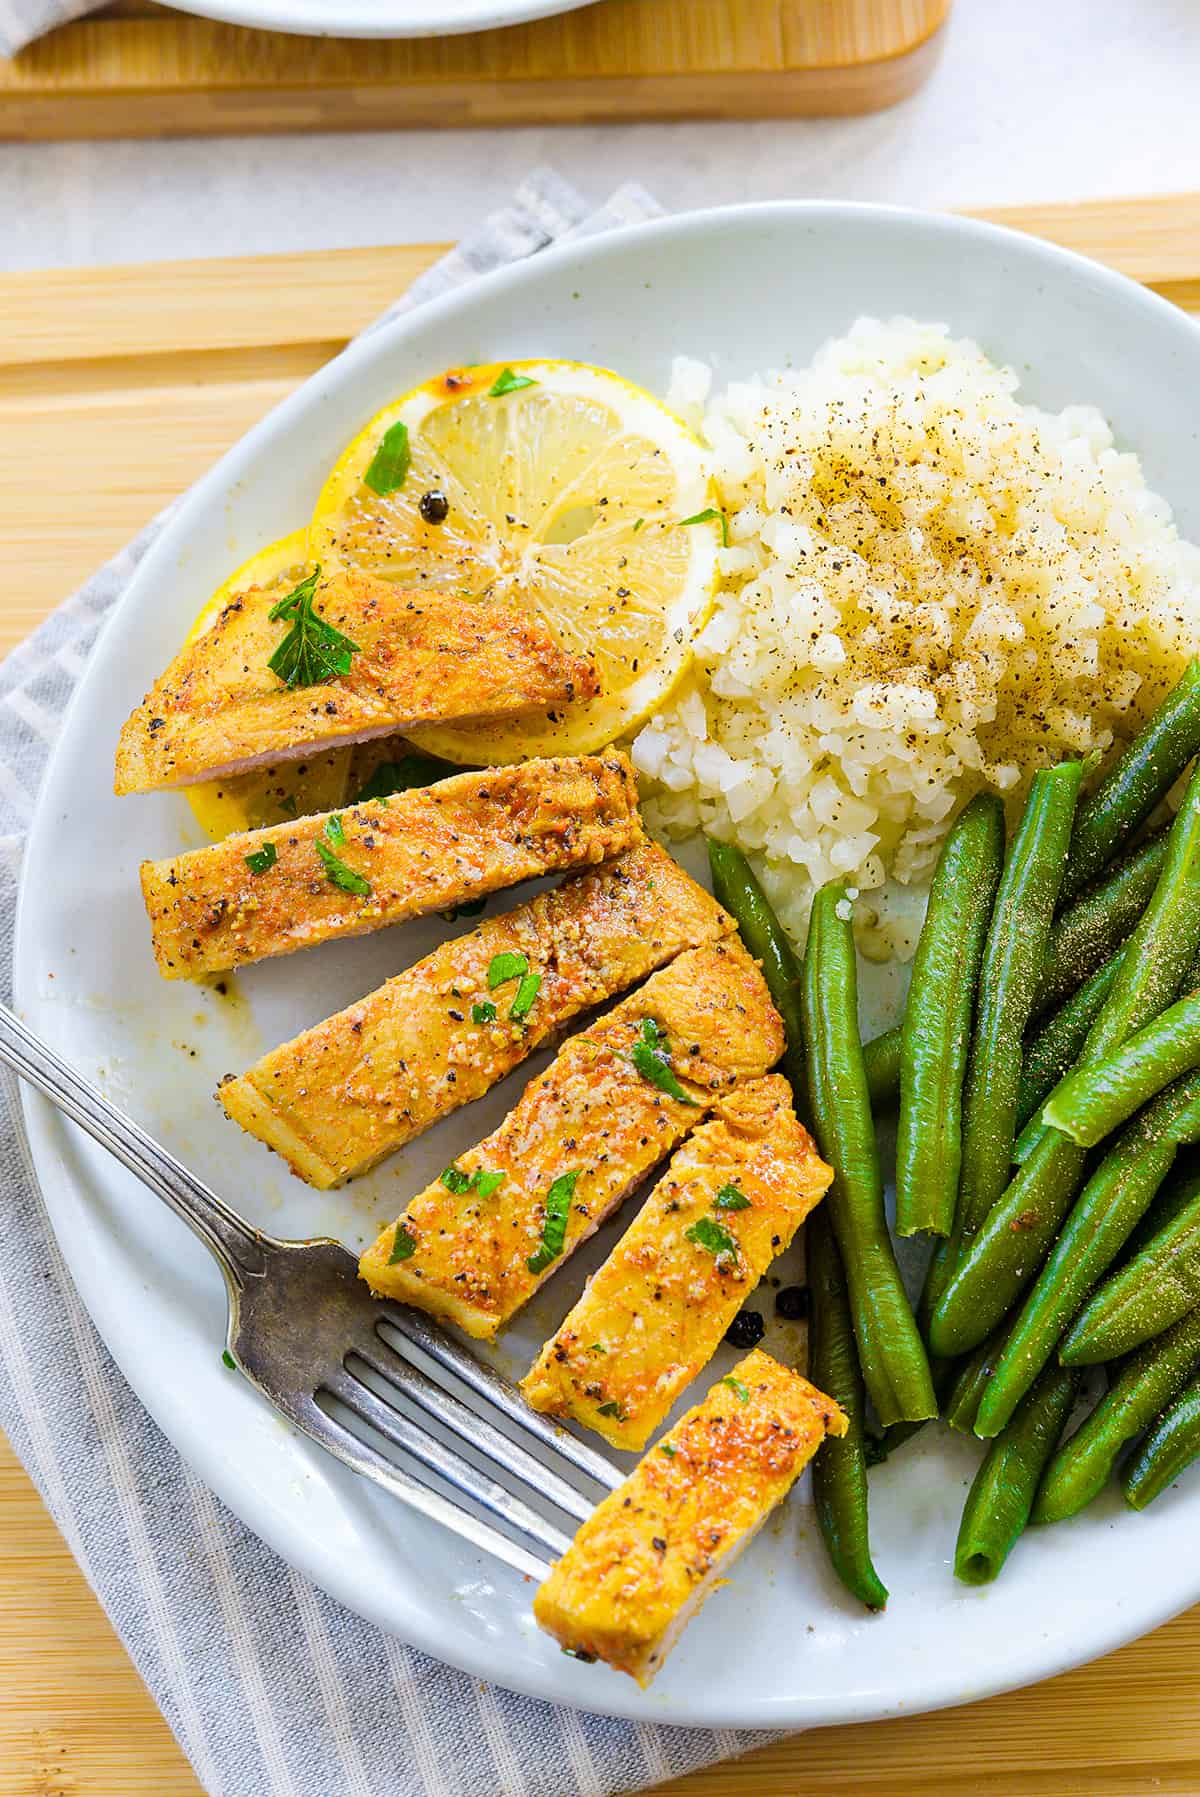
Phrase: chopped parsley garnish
[
  {"left": 221, "top": 1349, "right": 236, "bottom": 1370},
  {"left": 315, "top": 833, "right": 371, "bottom": 897},
  {"left": 325, "top": 812, "right": 345, "bottom": 845},
  {"left": 630, "top": 1016, "right": 697, "bottom": 1105},
  {"left": 659, "top": 1443, "right": 677, "bottom": 1458},
  {"left": 244, "top": 842, "right": 277, "bottom": 875},
  {"left": 487, "top": 949, "right": 529, "bottom": 989},
  {"left": 527, "top": 1169, "right": 579, "bottom": 1274},
  {"left": 488, "top": 367, "right": 537, "bottom": 397},
  {"left": 509, "top": 971, "right": 541, "bottom": 1022},
  {"left": 679, "top": 506, "right": 730, "bottom": 547},
  {"left": 685, "top": 1216, "right": 739, "bottom": 1260},
  {"left": 713, "top": 1183, "right": 750, "bottom": 1211},
  {"left": 354, "top": 752, "right": 461, "bottom": 802},
  {"left": 632, "top": 518, "right": 644, "bottom": 533},
  {"left": 597, "top": 1400, "right": 627, "bottom": 1421},
  {"left": 588, "top": 1342, "right": 606, "bottom": 1354},
  {"left": 363, "top": 419, "right": 411, "bottom": 496},
  {"left": 721, "top": 1375, "right": 750, "bottom": 1404},
  {"left": 267, "top": 566, "right": 360, "bottom": 689},
  {"left": 472, "top": 1000, "right": 497, "bottom": 1025},
  {"left": 388, "top": 1223, "right": 417, "bottom": 1264},
  {"left": 441, "top": 1163, "right": 506, "bottom": 1199}
]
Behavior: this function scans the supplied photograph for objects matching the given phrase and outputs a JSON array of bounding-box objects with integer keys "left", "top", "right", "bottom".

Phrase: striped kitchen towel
[{"left": 0, "top": 170, "right": 780, "bottom": 1797}]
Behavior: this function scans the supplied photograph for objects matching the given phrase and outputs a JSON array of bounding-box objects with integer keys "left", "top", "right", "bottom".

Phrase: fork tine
[
  {"left": 289, "top": 1393, "right": 551, "bottom": 1581},
  {"left": 356, "top": 1331, "right": 596, "bottom": 1525},
  {"left": 325, "top": 1366, "right": 575, "bottom": 1562},
  {"left": 376, "top": 1305, "right": 623, "bottom": 1491}
]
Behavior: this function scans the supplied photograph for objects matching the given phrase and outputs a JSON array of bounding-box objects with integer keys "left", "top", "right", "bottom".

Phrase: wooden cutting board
[
  {"left": 5, "top": 193, "right": 1200, "bottom": 1796},
  {"left": 0, "top": 0, "right": 952, "bottom": 141}
]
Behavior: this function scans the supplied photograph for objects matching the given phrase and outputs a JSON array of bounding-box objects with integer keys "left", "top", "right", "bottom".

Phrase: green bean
[
  {"left": 947, "top": 766, "right": 1081, "bottom": 1265},
  {"left": 1015, "top": 951, "right": 1124, "bottom": 1134},
  {"left": 1044, "top": 990, "right": 1200, "bottom": 1147},
  {"left": 1058, "top": 659, "right": 1200, "bottom": 904},
  {"left": 807, "top": 1207, "right": 888, "bottom": 1609},
  {"left": 930, "top": 1131, "right": 1089, "bottom": 1358},
  {"left": 936, "top": 759, "right": 1200, "bottom": 1355},
  {"left": 1033, "top": 1302, "right": 1200, "bottom": 1523},
  {"left": 801, "top": 883, "right": 937, "bottom": 1425},
  {"left": 1063, "top": 1164, "right": 1200, "bottom": 1364},
  {"left": 707, "top": 838, "right": 805, "bottom": 1092},
  {"left": 1035, "top": 828, "right": 1169, "bottom": 1017},
  {"left": 896, "top": 794, "right": 1006, "bottom": 1238},
  {"left": 862, "top": 1026, "right": 901, "bottom": 1112},
  {"left": 955, "top": 1365, "right": 1079, "bottom": 1583},
  {"left": 974, "top": 1070, "right": 1200, "bottom": 1437},
  {"left": 1123, "top": 1371, "right": 1200, "bottom": 1508},
  {"left": 865, "top": 1357, "right": 959, "bottom": 1463},
  {"left": 943, "top": 1328, "right": 1008, "bottom": 1434},
  {"left": 1015, "top": 760, "right": 1200, "bottom": 1161}
]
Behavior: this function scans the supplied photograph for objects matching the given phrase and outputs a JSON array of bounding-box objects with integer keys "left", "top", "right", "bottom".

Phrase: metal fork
[{"left": 0, "top": 1001, "right": 620, "bottom": 1580}]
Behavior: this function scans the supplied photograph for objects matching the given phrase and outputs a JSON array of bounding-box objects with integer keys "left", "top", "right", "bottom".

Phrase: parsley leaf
[
  {"left": 630, "top": 1017, "right": 697, "bottom": 1105},
  {"left": 325, "top": 812, "right": 345, "bottom": 845},
  {"left": 441, "top": 1163, "right": 506, "bottom": 1200},
  {"left": 488, "top": 950, "right": 529, "bottom": 989},
  {"left": 721, "top": 1375, "right": 750, "bottom": 1404},
  {"left": 714, "top": 1183, "right": 750, "bottom": 1211},
  {"left": 679, "top": 506, "right": 730, "bottom": 547},
  {"left": 472, "top": 1001, "right": 497, "bottom": 1025},
  {"left": 659, "top": 1443, "right": 677, "bottom": 1458},
  {"left": 354, "top": 752, "right": 462, "bottom": 802},
  {"left": 489, "top": 368, "right": 537, "bottom": 397},
  {"left": 388, "top": 1223, "right": 417, "bottom": 1264},
  {"left": 222, "top": 1349, "right": 236, "bottom": 1370},
  {"left": 685, "top": 1216, "right": 739, "bottom": 1260},
  {"left": 245, "top": 842, "right": 277, "bottom": 875},
  {"left": 315, "top": 836, "right": 371, "bottom": 897},
  {"left": 363, "top": 420, "right": 411, "bottom": 496},
  {"left": 509, "top": 971, "right": 541, "bottom": 1022},
  {"left": 267, "top": 566, "right": 360, "bottom": 689},
  {"left": 527, "top": 1170, "right": 579, "bottom": 1274},
  {"left": 597, "top": 1400, "right": 628, "bottom": 1421}
]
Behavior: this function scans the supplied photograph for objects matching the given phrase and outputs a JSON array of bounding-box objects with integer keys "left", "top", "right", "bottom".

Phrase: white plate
[
  {"left": 18, "top": 203, "right": 1200, "bottom": 1729},
  {"left": 169, "top": 0, "right": 592, "bottom": 38}
]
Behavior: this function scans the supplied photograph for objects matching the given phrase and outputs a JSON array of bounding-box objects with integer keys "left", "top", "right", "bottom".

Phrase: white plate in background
[
  {"left": 17, "top": 203, "right": 1200, "bottom": 1727},
  {"left": 170, "top": 0, "right": 593, "bottom": 39}
]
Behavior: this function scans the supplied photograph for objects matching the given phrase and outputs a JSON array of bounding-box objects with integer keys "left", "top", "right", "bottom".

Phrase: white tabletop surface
[{"left": 3, "top": 0, "right": 1199, "bottom": 273}]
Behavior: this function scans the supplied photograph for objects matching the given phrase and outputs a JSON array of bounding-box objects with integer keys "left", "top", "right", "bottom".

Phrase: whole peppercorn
[
  {"left": 419, "top": 489, "right": 450, "bottom": 524},
  {"left": 775, "top": 1284, "right": 810, "bottom": 1321},
  {"left": 724, "top": 1309, "right": 765, "bottom": 1350}
]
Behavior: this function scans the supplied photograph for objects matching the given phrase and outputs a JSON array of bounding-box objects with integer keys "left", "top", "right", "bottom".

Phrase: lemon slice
[
  {"left": 309, "top": 359, "right": 719, "bottom": 761},
  {"left": 182, "top": 531, "right": 356, "bottom": 840}
]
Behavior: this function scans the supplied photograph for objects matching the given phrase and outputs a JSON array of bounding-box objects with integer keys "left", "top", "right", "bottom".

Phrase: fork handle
[{"left": 0, "top": 1001, "right": 269, "bottom": 1288}]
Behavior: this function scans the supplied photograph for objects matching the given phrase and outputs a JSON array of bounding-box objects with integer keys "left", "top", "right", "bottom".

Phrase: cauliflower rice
[{"left": 633, "top": 318, "right": 1200, "bottom": 958}]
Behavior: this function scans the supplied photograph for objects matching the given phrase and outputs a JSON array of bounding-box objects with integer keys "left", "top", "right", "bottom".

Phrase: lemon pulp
[{"left": 309, "top": 359, "right": 719, "bottom": 762}]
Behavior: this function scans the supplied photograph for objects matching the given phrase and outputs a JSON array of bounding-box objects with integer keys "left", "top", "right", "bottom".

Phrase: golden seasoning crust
[
  {"left": 114, "top": 568, "right": 599, "bottom": 795},
  {"left": 521, "top": 1074, "right": 832, "bottom": 1449},
  {"left": 359, "top": 939, "right": 784, "bottom": 1336},
  {"left": 218, "top": 839, "right": 731, "bottom": 1189},
  {"left": 140, "top": 752, "right": 641, "bottom": 980},
  {"left": 533, "top": 1350, "right": 847, "bottom": 1684}
]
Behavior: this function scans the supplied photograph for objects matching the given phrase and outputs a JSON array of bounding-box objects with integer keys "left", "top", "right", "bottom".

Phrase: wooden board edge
[{"left": 0, "top": 0, "right": 952, "bottom": 139}]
